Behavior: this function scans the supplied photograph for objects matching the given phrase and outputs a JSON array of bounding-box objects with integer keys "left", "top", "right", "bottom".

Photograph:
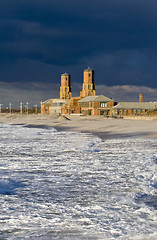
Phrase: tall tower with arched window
[
  {"left": 80, "top": 68, "right": 95, "bottom": 98},
  {"left": 60, "top": 72, "right": 72, "bottom": 99}
]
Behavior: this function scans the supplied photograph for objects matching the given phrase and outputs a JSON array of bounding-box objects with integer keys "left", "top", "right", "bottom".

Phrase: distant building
[
  {"left": 49, "top": 98, "right": 71, "bottom": 116},
  {"left": 62, "top": 67, "right": 97, "bottom": 115},
  {"left": 78, "top": 95, "right": 114, "bottom": 116},
  {"left": 41, "top": 68, "right": 116, "bottom": 116},
  {"left": 41, "top": 99, "right": 53, "bottom": 114},
  {"left": 42, "top": 68, "right": 157, "bottom": 117},
  {"left": 111, "top": 102, "right": 157, "bottom": 116}
]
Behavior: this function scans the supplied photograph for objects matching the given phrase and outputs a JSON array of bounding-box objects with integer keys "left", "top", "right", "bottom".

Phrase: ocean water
[{"left": 0, "top": 123, "right": 156, "bottom": 240}]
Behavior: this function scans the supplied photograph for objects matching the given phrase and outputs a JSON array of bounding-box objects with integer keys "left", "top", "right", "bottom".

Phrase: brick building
[
  {"left": 78, "top": 95, "right": 114, "bottom": 116},
  {"left": 111, "top": 102, "right": 157, "bottom": 117},
  {"left": 41, "top": 99, "right": 53, "bottom": 114},
  {"left": 41, "top": 68, "right": 115, "bottom": 116}
]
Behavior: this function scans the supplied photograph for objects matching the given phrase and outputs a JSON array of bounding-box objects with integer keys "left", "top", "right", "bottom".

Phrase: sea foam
[{"left": 0, "top": 123, "right": 156, "bottom": 239}]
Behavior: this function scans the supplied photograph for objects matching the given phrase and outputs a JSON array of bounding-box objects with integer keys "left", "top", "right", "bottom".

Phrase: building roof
[
  {"left": 41, "top": 99, "right": 52, "bottom": 107},
  {"left": 78, "top": 95, "right": 113, "bottom": 103},
  {"left": 61, "top": 72, "right": 69, "bottom": 76},
  {"left": 84, "top": 67, "right": 93, "bottom": 72},
  {"left": 112, "top": 102, "right": 157, "bottom": 110},
  {"left": 41, "top": 99, "right": 51, "bottom": 104},
  {"left": 52, "top": 98, "right": 70, "bottom": 104}
]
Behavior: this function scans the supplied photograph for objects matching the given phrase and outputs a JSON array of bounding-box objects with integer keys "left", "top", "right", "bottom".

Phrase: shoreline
[{"left": 0, "top": 113, "right": 157, "bottom": 139}]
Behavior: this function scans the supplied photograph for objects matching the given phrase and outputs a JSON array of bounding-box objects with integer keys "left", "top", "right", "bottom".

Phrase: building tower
[
  {"left": 80, "top": 67, "right": 95, "bottom": 98},
  {"left": 139, "top": 94, "right": 143, "bottom": 102},
  {"left": 60, "top": 72, "right": 72, "bottom": 99}
]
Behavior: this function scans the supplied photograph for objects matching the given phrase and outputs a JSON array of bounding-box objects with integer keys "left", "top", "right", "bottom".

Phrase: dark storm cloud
[
  {"left": 1, "top": 0, "right": 157, "bottom": 63},
  {"left": 0, "top": 0, "right": 157, "bottom": 89}
]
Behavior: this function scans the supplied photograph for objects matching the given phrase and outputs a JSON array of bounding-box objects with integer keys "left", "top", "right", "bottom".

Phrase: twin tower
[{"left": 60, "top": 68, "right": 95, "bottom": 99}]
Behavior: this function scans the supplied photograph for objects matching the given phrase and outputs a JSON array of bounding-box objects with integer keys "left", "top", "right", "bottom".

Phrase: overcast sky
[{"left": 0, "top": 0, "right": 157, "bottom": 107}]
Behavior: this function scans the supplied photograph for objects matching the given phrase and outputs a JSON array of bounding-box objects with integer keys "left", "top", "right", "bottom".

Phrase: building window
[
  {"left": 89, "top": 74, "right": 91, "bottom": 77},
  {"left": 89, "top": 101, "right": 92, "bottom": 107},
  {"left": 132, "top": 109, "right": 136, "bottom": 114},
  {"left": 100, "top": 102, "right": 107, "bottom": 108},
  {"left": 88, "top": 85, "right": 91, "bottom": 89},
  {"left": 79, "top": 102, "right": 89, "bottom": 107}
]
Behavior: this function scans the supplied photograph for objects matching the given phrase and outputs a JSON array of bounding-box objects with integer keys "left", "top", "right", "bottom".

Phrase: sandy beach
[{"left": 0, "top": 113, "right": 157, "bottom": 139}]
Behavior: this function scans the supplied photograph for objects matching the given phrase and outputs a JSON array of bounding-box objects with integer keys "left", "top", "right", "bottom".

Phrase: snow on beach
[{"left": 0, "top": 123, "right": 157, "bottom": 239}]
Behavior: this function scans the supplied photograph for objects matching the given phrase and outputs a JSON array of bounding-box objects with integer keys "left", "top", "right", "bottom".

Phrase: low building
[
  {"left": 41, "top": 99, "right": 53, "bottom": 114},
  {"left": 49, "top": 98, "right": 71, "bottom": 116},
  {"left": 78, "top": 95, "right": 115, "bottom": 116},
  {"left": 111, "top": 102, "right": 157, "bottom": 117},
  {"left": 41, "top": 98, "right": 71, "bottom": 116}
]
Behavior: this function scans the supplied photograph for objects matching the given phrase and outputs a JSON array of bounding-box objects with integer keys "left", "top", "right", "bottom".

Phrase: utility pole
[
  {"left": 26, "top": 102, "right": 29, "bottom": 115},
  {"left": 0, "top": 104, "right": 3, "bottom": 114},
  {"left": 9, "top": 103, "right": 12, "bottom": 113},
  {"left": 40, "top": 101, "right": 42, "bottom": 114},
  {"left": 20, "top": 102, "right": 23, "bottom": 114},
  {"left": 57, "top": 100, "right": 59, "bottom": 116},
  {"left": 34, "top": 105, "right": 38, "bottom": 114}
]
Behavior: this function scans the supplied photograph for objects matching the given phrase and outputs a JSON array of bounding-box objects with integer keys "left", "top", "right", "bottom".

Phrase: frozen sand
[{"left": 0, "top": 113, "right": 157, "bottom": 139}]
